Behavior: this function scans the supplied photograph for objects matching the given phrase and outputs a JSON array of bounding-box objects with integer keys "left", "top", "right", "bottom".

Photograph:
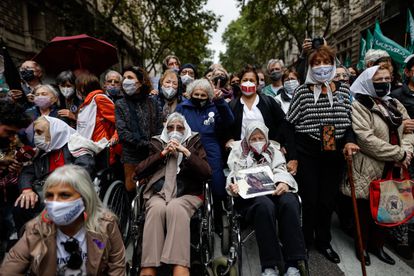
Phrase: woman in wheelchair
[
  {"left": 134, "top": 112, "right": 212, "bottom": 276},
  {"left": 227, "top": 121, "right": 307, "bottom": 276}
]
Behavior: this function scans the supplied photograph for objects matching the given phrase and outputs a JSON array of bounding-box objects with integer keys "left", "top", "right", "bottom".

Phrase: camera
[{"left": 312, "top": 37, "right": 324, "bottom": 49}]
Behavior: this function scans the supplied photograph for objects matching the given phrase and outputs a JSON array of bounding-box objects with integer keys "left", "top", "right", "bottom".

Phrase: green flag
[
  {"left": 373, "top": 21, "right": 411, "bottom": 64},
  {"left": 407, "top": 9, "right": 414, "bottom": 47},
  {"left": 366, "top": 29, "right": 374, "bottom": 50},
  {"left": 343, "top": 55, "right": 351, "bottom": 67},
  {"left": 357, "top": 36, "right": 367, "bottom": 70}
]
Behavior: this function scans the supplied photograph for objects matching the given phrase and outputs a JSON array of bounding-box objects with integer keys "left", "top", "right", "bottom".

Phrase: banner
[
  {"left": 366, "top": 29, "right": 374, "bottom": 51},
  {"left": 373, "top": 21, "right": 411, "bottom": 64},
  {"left": 407, "top": 9, "right": 414, "bottom": 47},
  {"left": 357, "top": 36, "right": 367, "bottom": 70}
]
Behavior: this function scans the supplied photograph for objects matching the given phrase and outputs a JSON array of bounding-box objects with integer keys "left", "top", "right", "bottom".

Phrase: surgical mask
[
  {"left": 373, "top": 82, "right": 391, "bottom": 98},
  {"left": 181, "top": 75, "right": 194, "bottom": 86},
  {"left": 34, "top": 134, "right": 49, "bottom": 151},
  {"left": 258, "top": 81, "right": 265, "bottom": 91},
  {"left": 162, "top": 86, "right": 177, "bottom": 100},
  {"left": 241, "top": 81, "right": 256, "bottom": 96},
  {"left": 250, "top": 141, "right": 266, "bottom": 154},
  {"left": 45, "top": 198, "right": 85, "bottom": 226},
  {"left": 122, "top": 79, "right": 137, "bottom": 96},
  {"left": 284, "top": 80, "right": 300, "bottom": 96},
  {"left": 34, "top": 95, "right": 53, "bottom": 109},
  {"left": 311, "top": 65, "right": 334, "bottom": 83},
  {"left": 191, "top": 97, "right": 208, "bottom": 108},
  {"left": 168, "top": 130, "right": 184, "bottom": 143},
  {"left": 270, "top": 71, "right": 283, "bottom": 81},
  {"left": 20, "top": 69, "right": 35, "bottom": 82},
  {"left": 60, "top": 87, "right": 75, "bottom": 98},
  {"left": 106, "top": 85, "right": 121, "bottom": 97}
]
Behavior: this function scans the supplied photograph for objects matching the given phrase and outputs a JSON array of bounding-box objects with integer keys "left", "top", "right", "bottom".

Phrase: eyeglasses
[
  {"left": 61, "top": 238, "right": 83, "bottom": 270},
  {"left": 167, "top": 125, "right": 185, "bottom": 131}
]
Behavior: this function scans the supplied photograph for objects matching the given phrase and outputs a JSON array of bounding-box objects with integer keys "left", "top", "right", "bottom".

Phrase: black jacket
[
  {"left": 391, "top": 84, "right": 414, "bottom": 119},
  {"left": 228, "top": 94, "right": 297, "bottom": 160}
]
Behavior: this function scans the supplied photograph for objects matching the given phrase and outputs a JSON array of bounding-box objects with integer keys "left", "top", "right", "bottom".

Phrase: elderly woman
[
  {"left": 286, "top": 45, "right": 359, "bottom": 263},
  {"left": 227, "top": 121, "right": 307, "bottom": 276},
  {"left": 13, "top": 116, "right": 95, "bottom": 235},
  {"left": 157, "top": 69, "right": 184, "bottom": 121},
  {"left": 176, "top": 78, "right": 234, "bottom": 227},
  {"left": 25, "top": 84, "right": 60, "bottom": 121},
  {"left": 262, "top": 59, "right": 285, "bottom": 97},
  {"left": 1, "top": 165, "right": 125, "bottom": 275},
  {"left": 341, "top": 64, "right": 414, "bottom": 265},
  {"left": 134, "top": 112, "right": 211, "bottom": 276},
  {"left": 211, "top": 67, "right": 232, "bottom": 101},
  {"left": 274, "top": 69, "right": 301, "bottom": 114}
]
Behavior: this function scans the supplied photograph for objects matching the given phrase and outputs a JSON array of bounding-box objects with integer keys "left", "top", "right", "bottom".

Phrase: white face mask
[
  {"left": 59, "top": 87, "right": 75, "bottom": 98},
  {"left": 34, "top": 134, "right": 49, "bottom": 151},
  {"left": 162, "top": 86, "right": 177, "bottom": 100},
  {"left": 168, "top": 130, "right": 184, "bottom": 143},
  {"left": 311, "top": 65, "right": 334, "bottom": 83},
  {"left": 45, "top": 198, "right": 85, "bottom": 226},
  {"left": 181, "top": 75, "right": 194, "bottom": 86},
  {"left": 250, "top": 141, "right": 266, "bottom": 154},
  {"left": 122, "top": 79, "right": 137, "bottom": 96},
  {"left": 284, "top": 80, "right": 300, "bottom": 96}
]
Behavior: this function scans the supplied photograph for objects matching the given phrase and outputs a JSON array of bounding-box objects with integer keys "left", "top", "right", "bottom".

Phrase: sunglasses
[{"left": 62, "top": 238, "right": 83, "bottom": 270}]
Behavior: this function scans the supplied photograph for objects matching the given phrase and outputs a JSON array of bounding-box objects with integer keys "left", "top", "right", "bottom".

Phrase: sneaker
[
  {"left": 284, "top": 267, "right": 300, "bottom": 276},
  {"left": 262, "top": 268, "right": 280, "bottom": 276}
]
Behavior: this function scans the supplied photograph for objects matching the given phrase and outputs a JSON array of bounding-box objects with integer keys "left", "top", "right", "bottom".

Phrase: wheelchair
[
  {"left": 220, "top": 193, "right": 309, "bottom": 276},
  {"left": 92, "top": 147, "right": 131, "bottom": 245},
  {"left": 127, "top": 179, "right": 215, "bottom": 276}
]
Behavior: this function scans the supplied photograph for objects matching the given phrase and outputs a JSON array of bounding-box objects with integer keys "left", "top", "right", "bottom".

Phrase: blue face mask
[{"left": 106, "top": 85, "right": 121, "bottom": 96}]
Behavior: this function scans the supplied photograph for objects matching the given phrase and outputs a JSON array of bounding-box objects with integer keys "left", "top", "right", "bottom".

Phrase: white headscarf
[
  {"left": 350, "top": 65, "right": 391, "bottom": 100},
  {"left": 305, "top": 60, "right": 337, "bottom": 107},
  {"left": 160, "top": 112, "right": 193, "bottom": 144},
  {"left": 41, "top": 116, "right": 76, "bottom": 152}
]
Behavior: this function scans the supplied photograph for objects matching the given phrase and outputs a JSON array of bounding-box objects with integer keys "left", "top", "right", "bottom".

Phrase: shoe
[
  {"left": 284, "top": 267, "right": 300, "bottom": 276},
  {"left": 355, "top": 248, "right": 371, "bottom": 266},
  {"left": 262, "top": 267, "right": 280, "bottom": 276},
  {"left": 317, "top": 246, "right": 340, "bottom": 263},
  {"left": 369, "top": 246, "right": 395, "bottom": 265}
]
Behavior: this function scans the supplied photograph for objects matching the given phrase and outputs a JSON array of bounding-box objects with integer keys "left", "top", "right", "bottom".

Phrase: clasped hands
[{"left": 161, "top": 139, "right": 191, "bottom": 158}]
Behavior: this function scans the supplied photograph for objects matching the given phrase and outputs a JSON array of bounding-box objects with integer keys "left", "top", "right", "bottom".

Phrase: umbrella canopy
[{"left": 33, "top": 34, "right": 118, "bottom": 76}]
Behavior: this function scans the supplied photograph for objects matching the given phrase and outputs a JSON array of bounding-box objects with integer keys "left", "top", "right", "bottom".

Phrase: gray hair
[
  {"left": 43, "top": 165, "right": 110, "bottom": 235},
  {"left": 267, "top": 59, "right": 285, "bottom": 72},
  {"left": 364, "top": 49, "right": 390, "bottom": 67},
  {"left": 34, "top": 84, "right": 60, "bottom": 106},
  {"left": 104, "top": 70, "right": 123, "bottom": 82},
  {"left": 56, "top": 70, "right": 75, "bottom": 86},
  {"left": 186, "top": 78, "right": 214, "bottom": 100}
]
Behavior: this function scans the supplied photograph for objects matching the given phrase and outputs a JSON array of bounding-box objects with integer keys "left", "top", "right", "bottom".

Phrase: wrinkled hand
[
  {"left": 10, "top": 89, "right": 24, "bottom": 101},
  {"left": 273, "top": 182, "right": 289, "bottom": 196},
  {"left": 301, "top": 38, "right": 312, "bottom": 56},
  {"left": 15, "top": 189, "right": 38, "bottom": 209},
  {"left": 149, "top": 89, "right": 159, "bottom": 96},
  {"left": 26, "top": 93, "right": 35, "bottom": 102},
  {"left": 225, "top": 139, "right": 235, "bottom": 150},
  {"left": 401, "top": 151, "right": 413, "bottom": 169},
  {"left": 170, "top": 139, "right": 191, "bottom": 157},
  {"left": 287, "top": 160, "right": 298, "bottom": 176},
  {"left": 229, "top": 183, "right": 239, "bottom": 196},
  {"left": 403, "top": 119, "right": 414, "bottom": 133},
  {"left": 58, "top": 109, "right": 76, "bottom": 120},
  {"left": 343, "top": 143, "right": 360, "bottom": 157}
]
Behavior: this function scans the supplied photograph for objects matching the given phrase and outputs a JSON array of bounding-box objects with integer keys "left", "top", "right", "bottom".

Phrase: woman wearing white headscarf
[
  {"left": 341, "top": 64, "right": 414, "bottom": 265},
  {"left": 286, "top": 45, "right": 359, "bottom": 264},
  {"left": 226, "top": 121, "right": 306, "bottom": 276},
  {"left": 13, "top": 116, "right": 96, "bottom": 234},
  {"left": 134, "top": 112, "right": 211, "bottom": 276}
]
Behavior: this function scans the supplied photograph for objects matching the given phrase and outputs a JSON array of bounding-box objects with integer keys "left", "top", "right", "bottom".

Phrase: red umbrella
[{"left": 33, "top": 34, "right": 118, "bottom": 76}]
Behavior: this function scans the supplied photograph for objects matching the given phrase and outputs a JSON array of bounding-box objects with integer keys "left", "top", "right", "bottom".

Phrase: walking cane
[{"left": 346, "top": 156, "right": 367, "bottom": 276}]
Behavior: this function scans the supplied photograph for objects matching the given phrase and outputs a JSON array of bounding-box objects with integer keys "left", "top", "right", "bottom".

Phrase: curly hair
[{"left": 0, "top": 99, "right": 31, "bottom": 128}]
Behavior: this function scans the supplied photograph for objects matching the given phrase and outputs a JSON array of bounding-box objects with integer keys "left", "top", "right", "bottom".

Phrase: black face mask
[
  {"left": 191, "top": 97, "right": 208, "bottom": 108},
  {"left": 349, "top": 75, "right": 357, "bottom": 85},
  {"left": 20, "top": 69, "right": 36, "bottom": 82},
  {"left": 373, "top": 82, "right": 390, "bottom": 98},
  {"left": 213, "top": 75, "right": 228, "bottom": 88},
  {"left": 270, "top": 71, "right": 283, "bottom": 81}
]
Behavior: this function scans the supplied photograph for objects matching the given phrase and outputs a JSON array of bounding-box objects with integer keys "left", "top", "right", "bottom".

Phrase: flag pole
[{"left": 405, "top": 33, "right": 408, "bottom": 49}]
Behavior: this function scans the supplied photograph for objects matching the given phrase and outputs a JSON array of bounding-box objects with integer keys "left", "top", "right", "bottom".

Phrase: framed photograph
[{"left": 235, "top": 166, "right": 275, "bottom": 199}]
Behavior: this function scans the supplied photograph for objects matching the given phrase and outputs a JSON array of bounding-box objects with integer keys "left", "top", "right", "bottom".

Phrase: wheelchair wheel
[
  {"left": 212, "top": 256, "right": 238, "bottom": 276},
  {"left": 221, "top": 214, "right": 230, "bottom": 255},
  {"left": 102, "top": 180, "right": 130, "bottom": 244}
]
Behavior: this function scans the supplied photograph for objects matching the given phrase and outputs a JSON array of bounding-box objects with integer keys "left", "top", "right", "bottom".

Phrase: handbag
[{"left": 369, "top": 168, "right": 414, "bottom": 227}]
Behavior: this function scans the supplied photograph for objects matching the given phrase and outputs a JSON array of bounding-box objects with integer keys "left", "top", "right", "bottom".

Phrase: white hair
[
  {"left": 364, "top": 49, "right": 390, "bottom": 67},
  {"left": 105, "top": 70, "right": 123, "bottom": 82},
  {"left": 34, "top": 84, "right": 60, "bottom": 106},
  {"left": 186, "top": 78, "right": 214, "bottom": 100},
  {"left": 267, "top": 59, "right": 285, "bottom": 72},
  {"left": 43, "top": 165, "right": 111, "bottom": 236}
]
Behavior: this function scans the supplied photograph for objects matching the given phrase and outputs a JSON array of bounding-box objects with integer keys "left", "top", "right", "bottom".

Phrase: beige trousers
[{"left": 141, "top": 194, "right": 202, "bottom": 268}]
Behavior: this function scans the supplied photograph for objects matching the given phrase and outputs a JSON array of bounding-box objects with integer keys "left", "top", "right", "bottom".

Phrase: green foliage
[{"left": 220, "top": 0, "right": 334, "bottom": 73}]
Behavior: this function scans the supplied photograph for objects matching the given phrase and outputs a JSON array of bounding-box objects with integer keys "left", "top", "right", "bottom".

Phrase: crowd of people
[{"left": 0, "top": 37, "right": 413, "bottom": 276}]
